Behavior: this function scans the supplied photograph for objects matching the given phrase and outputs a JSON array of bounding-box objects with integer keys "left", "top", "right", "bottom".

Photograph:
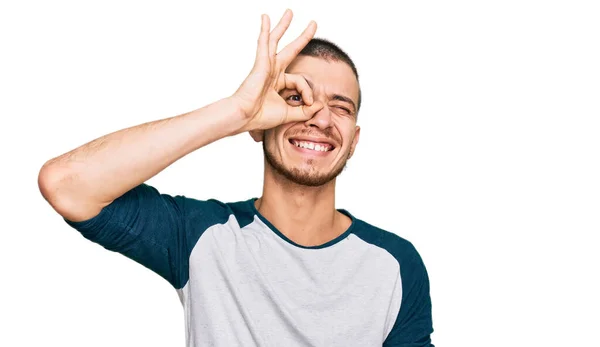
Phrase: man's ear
[
  {"left": 249, "top": 129, "right": 264, "bottom": 142},
  {"left": 348, "top": 126, "right": 360, "bottom": 159}
]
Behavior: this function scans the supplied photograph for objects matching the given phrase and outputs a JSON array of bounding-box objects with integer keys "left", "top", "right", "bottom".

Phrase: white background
[{"left": 1, "top": 0, "right": 599, "bottom": 346}]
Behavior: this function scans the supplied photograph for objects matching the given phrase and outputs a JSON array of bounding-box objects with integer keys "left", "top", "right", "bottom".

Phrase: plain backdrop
[{"left": 1, "top": 0, "right": 599, "bottom": 346}]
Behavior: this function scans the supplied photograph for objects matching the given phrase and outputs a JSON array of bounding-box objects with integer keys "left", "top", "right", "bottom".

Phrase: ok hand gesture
[{"left": 233, "top": 10, "right": 323, "bottom": 133}]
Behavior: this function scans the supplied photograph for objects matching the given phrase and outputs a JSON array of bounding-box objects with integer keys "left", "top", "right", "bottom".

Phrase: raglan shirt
[{"left": 65, "top": 184, "right": 434, "bottom": 347}]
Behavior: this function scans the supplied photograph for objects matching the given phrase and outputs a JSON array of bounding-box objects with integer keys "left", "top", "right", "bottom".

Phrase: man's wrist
[{"left": 223, "top": 96, "right": 256, "bottom": 135}]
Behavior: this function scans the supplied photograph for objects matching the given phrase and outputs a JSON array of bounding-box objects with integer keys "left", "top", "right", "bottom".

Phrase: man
[{"left": 38, "top": 9, "right": 434, "bottom": 347}]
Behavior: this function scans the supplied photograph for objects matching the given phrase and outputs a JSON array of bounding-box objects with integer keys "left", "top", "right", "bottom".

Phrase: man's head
[{"left": 259, "top": 38, "right": 361, "bottom": 187}]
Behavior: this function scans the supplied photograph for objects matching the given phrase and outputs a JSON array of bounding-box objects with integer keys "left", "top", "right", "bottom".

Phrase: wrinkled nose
[{"left": 305, "top": 105, "right": 333, "bottom": 130}]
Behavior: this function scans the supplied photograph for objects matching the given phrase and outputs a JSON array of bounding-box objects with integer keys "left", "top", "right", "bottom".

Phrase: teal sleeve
[
  {"left": 383, "top": 244, "right": 434, "bottom": 347},
  {"left": 64, "top": 183, "right": 229, "bottom": 289}
]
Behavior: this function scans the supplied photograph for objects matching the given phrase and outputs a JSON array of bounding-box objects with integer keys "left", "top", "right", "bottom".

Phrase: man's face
[{"left": 261, "top": 55, "right": 361, "bottom": 187}]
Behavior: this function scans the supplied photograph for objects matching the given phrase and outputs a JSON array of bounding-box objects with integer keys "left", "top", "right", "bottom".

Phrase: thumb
[{"left": 285, "top": 100, "right": 324, "bottom": 123}]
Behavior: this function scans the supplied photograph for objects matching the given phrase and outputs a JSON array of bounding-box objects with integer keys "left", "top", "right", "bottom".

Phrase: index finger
[{"left": 276, "top": 20, "right": 317, "bottom": 69}]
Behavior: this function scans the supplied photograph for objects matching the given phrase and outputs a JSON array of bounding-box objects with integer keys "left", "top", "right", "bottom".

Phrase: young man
[{"left": 38, "top": 10, "right": 434, "bottom": 347}]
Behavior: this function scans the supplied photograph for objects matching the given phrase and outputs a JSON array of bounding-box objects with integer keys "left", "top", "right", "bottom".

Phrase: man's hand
[{"left": 232, "top": 9, "right": 323, "bottom": 133}]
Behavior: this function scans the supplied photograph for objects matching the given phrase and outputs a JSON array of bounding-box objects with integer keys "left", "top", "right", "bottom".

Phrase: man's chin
[
  {"left": 266, "top": 158, "right": 339, "bottom": 187},
  {"left": 285, "top": 170, "right": 335, "bottom": 187},
  {"left": 269, "top": 164, "right": 331, "bottom": 186}
]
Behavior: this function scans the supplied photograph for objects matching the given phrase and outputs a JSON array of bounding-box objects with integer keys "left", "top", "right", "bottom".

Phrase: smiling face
[{"left": 262, "top": 55, "right": 361, "bottom": 187}]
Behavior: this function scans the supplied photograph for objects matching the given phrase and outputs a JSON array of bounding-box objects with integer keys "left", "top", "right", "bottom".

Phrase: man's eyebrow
[{"left": 302, "top": 75, "right": 357, "bottom": 113}]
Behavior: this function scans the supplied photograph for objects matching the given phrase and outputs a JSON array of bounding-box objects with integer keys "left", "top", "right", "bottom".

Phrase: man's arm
[
  {"left": 38, "top": 10, "right": 321, "bottom": 223},
  {"left": 38, "top": 98, "right": 246, "bottom": 222}
]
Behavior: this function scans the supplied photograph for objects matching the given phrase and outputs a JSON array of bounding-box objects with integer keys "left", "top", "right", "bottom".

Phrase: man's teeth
[{"left": 292, "top": 140, "right": 331, "bottom": 152}]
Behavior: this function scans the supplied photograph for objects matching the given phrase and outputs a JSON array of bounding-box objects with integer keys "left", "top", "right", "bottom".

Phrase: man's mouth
[{"left": 289, "top": 139, "right": 335, "bottom": 152}]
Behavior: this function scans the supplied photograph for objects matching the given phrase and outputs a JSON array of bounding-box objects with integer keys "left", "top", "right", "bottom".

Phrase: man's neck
[{"left": 255, "top": 168, "right": 351, "bottom": 247}]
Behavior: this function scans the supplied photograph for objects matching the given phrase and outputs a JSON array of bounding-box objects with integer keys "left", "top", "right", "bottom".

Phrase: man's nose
[{"left": 305, "top": 104, "right": 333, "bottom": 129}]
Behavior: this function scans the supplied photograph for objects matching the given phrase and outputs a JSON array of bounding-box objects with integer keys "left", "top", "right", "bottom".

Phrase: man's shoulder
[
  {"left": 350, "top": 215, "right": 422, "bottom": 266},
  {"left": 174, "top": 192, "right": 257, "bottom": 228}
]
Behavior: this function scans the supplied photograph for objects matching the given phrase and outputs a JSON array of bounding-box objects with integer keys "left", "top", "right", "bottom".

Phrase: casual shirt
[{"left": 65, "top": 183, "right": 434, "bottom": 346}]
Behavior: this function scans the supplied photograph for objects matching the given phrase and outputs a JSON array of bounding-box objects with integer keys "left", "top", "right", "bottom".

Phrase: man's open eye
[{"left": 286, "top": 94, "right": 303, "bottom": 104}]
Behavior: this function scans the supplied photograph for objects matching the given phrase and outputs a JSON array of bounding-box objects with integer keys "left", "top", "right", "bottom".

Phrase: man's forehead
[{"left": 286, "top": 56, "right": 359, "bottom": 102}]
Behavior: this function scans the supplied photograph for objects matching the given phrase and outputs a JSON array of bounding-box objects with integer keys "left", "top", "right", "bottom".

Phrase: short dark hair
[{"left": 299, "top": 38, "right": 362, "bottom": 113}]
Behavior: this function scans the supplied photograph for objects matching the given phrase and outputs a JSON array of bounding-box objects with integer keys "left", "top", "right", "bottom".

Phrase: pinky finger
[{"left": 254, "top": 15, "right": 271, "bottom": 68}]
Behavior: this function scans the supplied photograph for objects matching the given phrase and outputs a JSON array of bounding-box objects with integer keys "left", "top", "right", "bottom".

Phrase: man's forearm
[{"left": 38, "top": 97, "right": 248, "bottom": 222}]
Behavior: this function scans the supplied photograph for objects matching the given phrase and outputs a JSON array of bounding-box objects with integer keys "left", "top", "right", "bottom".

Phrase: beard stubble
[{"left": 262, "top": 136, "right": 349, "bottom": 187}]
